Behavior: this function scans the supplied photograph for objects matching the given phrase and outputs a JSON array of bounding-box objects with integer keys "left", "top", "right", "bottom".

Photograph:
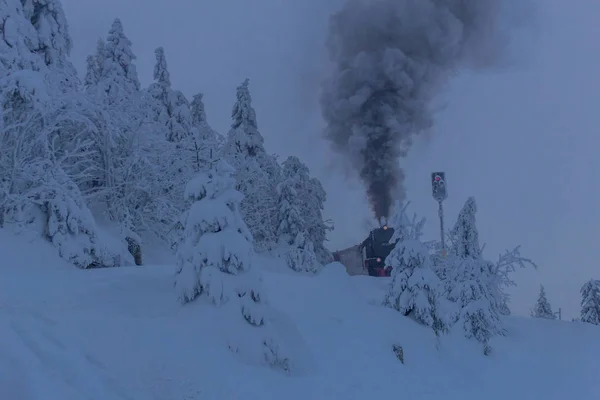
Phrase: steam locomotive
[
  {"left": 359, "top": 224, "right": 397, "bottom": 277},
  {"left": 332, "top": 223, "right": 398, "bottom": 277}
]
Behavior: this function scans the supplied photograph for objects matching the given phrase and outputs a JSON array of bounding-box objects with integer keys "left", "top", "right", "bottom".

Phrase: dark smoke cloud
[{"left": 320, "top": 0, "right": 528, "bottom": 221}]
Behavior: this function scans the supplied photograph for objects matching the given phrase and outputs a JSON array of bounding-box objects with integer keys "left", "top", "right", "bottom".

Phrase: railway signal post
[{"left": 431, "top": 172, "right": 448, "bottom": 254}]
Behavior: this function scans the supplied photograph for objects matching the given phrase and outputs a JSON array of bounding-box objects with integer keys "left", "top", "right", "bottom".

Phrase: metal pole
[{"left": 438, "top": 200, "right": 445, "bottom": 252}]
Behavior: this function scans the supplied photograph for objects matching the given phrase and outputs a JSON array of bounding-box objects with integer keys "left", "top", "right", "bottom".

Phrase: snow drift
[{"left": 0, "top": 229, "right": 598, "bottom": 399}]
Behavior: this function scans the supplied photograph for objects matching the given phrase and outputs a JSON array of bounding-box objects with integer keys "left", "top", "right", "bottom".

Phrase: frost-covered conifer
[
  {"left": 531, "top": 285, "right": 555, "bottom": 319},
  {"left": 275, "top": 178, "right": 303, "bottom": 245},
  {"left": 283, "top": 231, "right": 319, "bottom": 273},
  {"left": 384, "top": 205, "right": 447, "bottom": 332},
  {"left": 188, "top": 93, "right": 222, "bottom": 172},
  {"left": 19, "top": 0, "right": 78, "bottom": 92},
  {"left": 82, "top": 20, "right": 179, "bottom": 245},
  {"left": 443, "top": 197, "right": 504, "bottom": 353},
  {"left": 146, "top": 47, "right": 192, "bottom": 143},
  {"left": 174, "top": 159, "right": 291, "bottom": 370},
  {"left": 83, "top": 18, "right": 142, "bottom": 159},
  {"left": 276, "top": 177, "right": 320, "bottom": 273},
  {"left": 234, "top": 158, "right": 276, "bottom": 250},
  {"left": 190, "top": 93, "right": 213, "bottom": 137},
  {"left": 446, "top": 258, "right": 503, "bottom": 354},
  {"left": 100, "top": 18, "right": 140, "bottom": 101},
  {"left": 0, "top": 0, "right": 127, "bottom": 267},
  {"left": 174, "top": 159, "right": 254, "bottom": 303},
  {"left": 450, "top": 197, "right": 481, "bottom": 259},
  {"left": 229, "top": 79, "right": 263, "bottom": 156},
  {"left": 221, "top": 79, "right": 278, "bottom": 251},
  {"left": 84, "top": 39, "right": 105, "bottom": 89},
  {"left": 21, "top": 0, "right": 72, "bottom": 68},
  {"left": 40, "top": 167, "right": 127, "bottom": 268},
  {"left": 280, "top": 156, "right": 332, "bottom": 263},
  {"left": 580, "top": 279, "right": 600, "bottom": 325},
  {"left": 141, "top": 47, "right": 196, "bottom": 220}
]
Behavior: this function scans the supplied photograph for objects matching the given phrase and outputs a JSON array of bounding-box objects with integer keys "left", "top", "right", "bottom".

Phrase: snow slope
[{"left": 1, "top": 229, "right": 598, "bottom": 400}]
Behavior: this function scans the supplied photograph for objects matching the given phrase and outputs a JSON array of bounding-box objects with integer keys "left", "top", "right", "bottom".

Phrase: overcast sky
[{"left": 61, "top": 0, "right": 599, "bottom": 319}]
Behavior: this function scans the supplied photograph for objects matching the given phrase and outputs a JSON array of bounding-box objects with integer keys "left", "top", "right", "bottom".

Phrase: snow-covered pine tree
[
  {"left": 280, "top": 156, "right": 332, "bottom": 263},
  {"left": 146, "top": 47, "right": 192, "bottom": 143},
  {"left": 174, "top": 158, "right": 291, "bottom": 371},
  {"left": 38, "top": 167, "right": 125, "bottom": 268},
  {"left": 83, "top": 40, "right": 105, "bottom": 88},
  {"left": 450, "top": 196, "right": 481, "bottom": 259},
  {"left": 0, "top": 0, "right": 127, "bottom": 267},
  {"left": 142, "top": 48, "right": 218, "bottom": 244},
  {"left": 82, "top": 18, "right": 143, "bottom": 198},
  {"left": 81, "top": 20, "right": 180, "bottom": 249},
  {"left": 21, "top": 0, "right": 72, "bottom": 67},
  {"left": 383, "top": 204, "right": 447, "bottom": 333},
  {"left": 580, "top": 279, "right": 600, "bottom": 325},
  {"left": 189, "top": 93, "right": 223, "bottom": 172},
  {"left": 284, "top": 231, "right": 320, "bottom": 273},
  {"left": 98, "top": 19, "right": 140, "bottom": 103},
  {"left": 174, "top": 158, "right": 254, "bottom": 303},
  {"left": 190, "top": 93, "right": 219, "bottom": 141},
  {"left": 443, "top": 197, "right": 504, "bottom": 354},
  {"left": 234, "top": 158, "right": 276, "bottom": 250},
  {"left": 275, "top": 176, "right": 319, "bottom": 273},
  {"left": 275, "top": 178, "right": 304, "bottom": 245},
  {"left": 531, "top": 285, "right": 555, "bottom": 319},
  {"left": 221, "top": 79, "right": 278, "bottom": 251},
  {"left": 446, "top": 258, "right": 503, "bottom": 354},
  {"left": 229, "top": 79, "right": 263, "bottom": 156},
  {"left": 144, "top": 46, "right": 193, "bottom": 181}
]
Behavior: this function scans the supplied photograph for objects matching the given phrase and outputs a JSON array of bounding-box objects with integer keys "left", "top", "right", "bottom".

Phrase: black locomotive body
[{"left": 360, "top": 225, "right": 396, "bottom": 277}]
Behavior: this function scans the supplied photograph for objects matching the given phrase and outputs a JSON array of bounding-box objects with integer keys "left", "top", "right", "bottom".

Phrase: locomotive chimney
[{"left": 379, "top": 216, "right": 388, "bottom": 228}]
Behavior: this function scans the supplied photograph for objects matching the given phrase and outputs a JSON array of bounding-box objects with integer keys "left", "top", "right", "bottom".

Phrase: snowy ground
[{"left": 1, "top": 229, "right": 599, "bottom": 400}]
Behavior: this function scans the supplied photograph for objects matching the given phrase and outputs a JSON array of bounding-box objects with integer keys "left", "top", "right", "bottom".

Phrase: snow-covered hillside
[{"left": 1, "top": 229, "right": 598, "bottom": 400}]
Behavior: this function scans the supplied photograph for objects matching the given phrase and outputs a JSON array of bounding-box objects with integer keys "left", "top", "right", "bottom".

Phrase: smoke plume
[{"left": 320, "top": 0, "right": 525, "bottom": 220}]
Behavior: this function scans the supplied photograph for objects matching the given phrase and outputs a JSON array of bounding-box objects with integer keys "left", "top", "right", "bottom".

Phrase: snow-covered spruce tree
[
  {"left": 37, "top": 167, "right": 124, "bottom": 268},
  {"left": 275, "top": 178, "right": 304, "bottom": 245},
  {"left": 19, "top": 0, "right": 79, "bottom": 94},
  {"left": 82, "top": 18, "right": 143, "bottom": 203},
  {"left": 94, "top": 19, "right": 141, "bottom": 103},
  {"left": 280, "top": 156, "right": 333, "bottom": 263},
  {"left": 580, "top": 279, "right": 600, "bottom": 325},
  {"left": 443, "top": 197, "right": 504, "bottom": 354},
  {"left": 275, "top": 176, "right": 319, "bottom": 273},
  {"left": 143, "top": 47, "right": 194, "bottom": 189},
  {"left": 83, "top": 40, "right": 104, "bottom": 88},
  {"left": 189, "top": 93, "right": 223, "bottom": 172},
  {"left": 383, "top": 204, "right": 448, "bottom": 333},
  {"left": 446, "top": 258, "right": 503, "bottom": 354},
  {"left": 82, "top": 21, "right": 181, "bottom": 249},
  {"left": 450, "top": 197, "right": 481, "bottom": 259},
  {"left": 221, "top": 79, "right": 279, "bottom": 251},
  {"left": 174, "top": 159, "right": 291, "bottom": 372},
  {"left": 0, "top": 0, "right": 126, "bottom": 267},
  {"left": 174, "top": 158, "right": 254, "bottom": 303},
  {"left": 146, "top": 47, "right": 192, "bottom": 143},
  {"left": 531, "top": 285, "right": 555, "bottom": 319},
  {"left": 284, "top": 231, "right": 320, "bottom": 274}
]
